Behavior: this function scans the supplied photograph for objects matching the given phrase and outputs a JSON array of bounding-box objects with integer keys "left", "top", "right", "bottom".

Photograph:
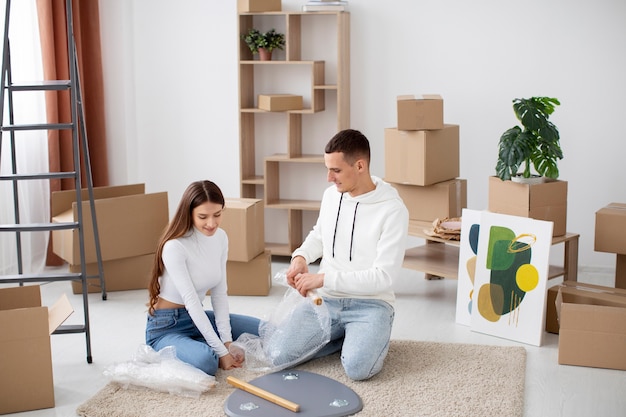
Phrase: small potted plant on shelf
[
  {"left": 495, "top": 96, "right": 562, "bottom": 183},
  {"left": 242, "top": 28, "right": 285, "bottom": 61}
]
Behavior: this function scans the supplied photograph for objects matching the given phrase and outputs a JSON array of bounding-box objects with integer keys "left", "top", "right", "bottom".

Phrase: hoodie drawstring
[{"left": 332, "top": 193, "right": 359, "bottom": 261}]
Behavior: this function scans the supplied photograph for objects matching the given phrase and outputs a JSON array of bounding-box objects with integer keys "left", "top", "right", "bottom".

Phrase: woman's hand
[{"left": 219, "top": 352, "right": 242, "bottom": 370}]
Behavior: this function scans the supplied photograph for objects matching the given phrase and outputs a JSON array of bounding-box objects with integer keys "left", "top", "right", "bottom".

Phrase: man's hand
[
  {"left": 286, "top": 256, "right": 308, "bottom": 288},
  {"left": 293, "top": 272, "right": 324, "bottom": 297}
]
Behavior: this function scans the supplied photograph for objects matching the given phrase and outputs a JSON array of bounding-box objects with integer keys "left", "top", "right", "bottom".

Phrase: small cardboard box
[
  {"left": 69, "top": 253, "right": 153, "bottom": 294},
  {"left": 488, "top": 176, "right": 567, "bottom": 236},
  {"left": 384, "top": 125, "right": 460, "bottom": 186},
  {"left": 556, "top": 281, "right": 626, "bottom": 370},
  {"left": 221, "top": 198, "right": 265, "bottom": 262},
  {"left": 238, "top": 0, "right": 281, "bottom": 13},
  {"left": 226, "top": 250, "right": 272, "bottom": 296},
  {"left": 0, "top": 286, "right": 73, "bottom": 414},
  {"left": 594, "top": 203, "right": 626, "bottom": 255},
  {"left": 51, "top": 184, "right": 168, "bottom": 265},
  {"left": 258, "top": 94, "right": 303, "bottom": 112},
  {"left": 390, "top": 179, "right": 467, "bottom": 222},
  {"left": 397, "top": 94, "right": 444, "bottom": 131}
]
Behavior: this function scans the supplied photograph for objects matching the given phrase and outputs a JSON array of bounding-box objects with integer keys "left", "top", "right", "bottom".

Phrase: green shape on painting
[{"left": 486, "top": 226, "right": 516, "bottom": 270}]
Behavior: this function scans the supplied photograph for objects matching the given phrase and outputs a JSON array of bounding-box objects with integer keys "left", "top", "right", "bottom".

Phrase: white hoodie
[{"left": 292, "top": 176, "right": 409, "bottom": 306}]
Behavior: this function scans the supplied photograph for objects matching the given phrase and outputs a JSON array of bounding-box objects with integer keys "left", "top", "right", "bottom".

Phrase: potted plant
[
  {"left": 242, "top": 28, "right": 285, "bottom": 61},
  {"left": 495, "top": 96, "right": 562, "bottom": 182}
]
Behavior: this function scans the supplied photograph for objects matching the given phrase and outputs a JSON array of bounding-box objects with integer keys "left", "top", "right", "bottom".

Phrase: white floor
[{"left": 3, "top": 259, "right": 626, "bottom": 417}]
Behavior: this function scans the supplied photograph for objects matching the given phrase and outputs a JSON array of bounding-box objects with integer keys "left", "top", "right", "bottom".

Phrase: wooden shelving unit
[
  {"left": 404, "top": 220, "right": 580, "bottom": 282},
  {"left": 237, "top": 11, "right": 350, "bottom": 256}
]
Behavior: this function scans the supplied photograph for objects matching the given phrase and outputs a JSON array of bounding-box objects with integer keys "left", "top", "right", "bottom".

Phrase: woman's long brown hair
[{"left": 147, "top": 180, "right": 225, "bottom": 315}]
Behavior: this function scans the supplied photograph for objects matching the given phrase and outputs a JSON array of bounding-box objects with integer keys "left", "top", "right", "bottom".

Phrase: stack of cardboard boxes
[
  {"left": 543, "top": 202, "right": 626, "bottom": 371},
  {"left": 220, "top": 198, "right": 271, "bottom": 296},
  {"left": 384, "top": 95, "right": 466, "bottom": 221},
  {"left": 51, "top": 184, "right": 169, "bottom": 294}
]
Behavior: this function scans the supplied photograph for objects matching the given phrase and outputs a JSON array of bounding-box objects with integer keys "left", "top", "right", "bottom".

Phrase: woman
[{"left": 145, "top": 180, "right": 260, "bottom": 375}]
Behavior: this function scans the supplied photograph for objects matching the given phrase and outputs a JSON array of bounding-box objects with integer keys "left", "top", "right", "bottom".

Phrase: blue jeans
[
  {"left": 145, "top": 308, "right": 260, "bottom": 376},
  {"left": 267, "top": 298, "right": 395, "bottom": 381}
]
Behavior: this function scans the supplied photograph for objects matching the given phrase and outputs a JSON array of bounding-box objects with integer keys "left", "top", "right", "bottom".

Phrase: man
[{"left": 280, "top": 128, "right": 409, "bottom": 381}]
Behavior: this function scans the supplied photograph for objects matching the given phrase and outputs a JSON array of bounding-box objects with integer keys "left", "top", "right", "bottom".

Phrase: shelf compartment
[{"left": 405, "top": 219, "right": 579, "bottom": 281}]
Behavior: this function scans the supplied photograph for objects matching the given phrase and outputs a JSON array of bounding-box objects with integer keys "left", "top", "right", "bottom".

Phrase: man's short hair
[{"left": 325, "top": 129, "right": 371, "bottom": 165}]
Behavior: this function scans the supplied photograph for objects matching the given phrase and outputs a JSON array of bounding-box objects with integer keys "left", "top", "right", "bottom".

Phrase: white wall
[{"left": 98, "top": 0, "right": 626, "bottom": 270}]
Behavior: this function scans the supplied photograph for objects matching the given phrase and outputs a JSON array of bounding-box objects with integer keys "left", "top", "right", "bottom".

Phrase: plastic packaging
[
  {"left": 232, "top": 273, "right": 331, "bottom": 372},
  {"left": 103, "top": 344, "right": 216, "bottom": 398}
]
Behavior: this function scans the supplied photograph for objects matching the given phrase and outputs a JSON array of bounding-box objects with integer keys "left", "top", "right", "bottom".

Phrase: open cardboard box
[
  {"left": 554, "top": 281, "right": 626, "bottom": 371},
  {"left": 0, "top": 285, "right": 74, "bottom": 414},
  {"left": 51, "top": 184, "right": 168, "bottom": 265}
]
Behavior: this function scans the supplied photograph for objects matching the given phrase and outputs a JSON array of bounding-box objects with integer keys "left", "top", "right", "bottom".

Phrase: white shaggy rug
[{"left": 77, "top": 340, "right": 526, "bottom": 417}]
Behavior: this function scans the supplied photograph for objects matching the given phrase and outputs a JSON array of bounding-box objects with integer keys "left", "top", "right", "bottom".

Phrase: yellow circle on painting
[{"left": 516, "top": 264, "right": 539, "bottom": 292}]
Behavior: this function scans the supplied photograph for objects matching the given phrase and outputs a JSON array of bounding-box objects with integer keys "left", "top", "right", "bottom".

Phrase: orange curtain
[{"left": 36, "top": 0, "right": 109, "bottom": 265}]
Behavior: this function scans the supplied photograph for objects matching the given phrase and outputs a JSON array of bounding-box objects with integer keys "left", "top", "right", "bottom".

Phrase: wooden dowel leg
[{"left": 226, "top": 376, "right": 301, "bottom": 413}]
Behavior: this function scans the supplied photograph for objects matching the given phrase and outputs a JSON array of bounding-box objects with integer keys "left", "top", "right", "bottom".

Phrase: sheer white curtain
[{"left": 0, "top": 0, "right": 49, "bottom": 275}]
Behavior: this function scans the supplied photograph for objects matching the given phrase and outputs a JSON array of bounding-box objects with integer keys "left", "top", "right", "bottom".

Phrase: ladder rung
[
  {"left": 0, "top": 172, "right": 77, "bottom": 181},
  {"left": 0, "top": 222, "right": 79, "bottom": 232},
  {"left": 54, "top": 324, "right": 87, "bottom": 334},
  {"left": 0, "top": 272, "right": 82, "bottom": 283},
  {"left": 1, "top": 122, "right": 73, "bottom": 132},
  {"left": 6, "top": 80, "right": 71, "bottom": 91}
]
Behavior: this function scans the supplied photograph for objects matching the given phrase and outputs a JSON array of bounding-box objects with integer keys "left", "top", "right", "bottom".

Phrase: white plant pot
[{"left": 511, "top": 174, "right": 545, "bottom": 185}]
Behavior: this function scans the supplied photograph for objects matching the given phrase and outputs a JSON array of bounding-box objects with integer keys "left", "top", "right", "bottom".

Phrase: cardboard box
[
  {"left": 69, "top": 254, "right": 153, "bottom": 294},
  {"left": 546, "top": 281, "right": 626, "bottom": 334},
  {"left": 594, "top": 203, "right": 626, "bottom": 255},
  {"left": 226, "top": 250, "right": 272, "bottom": 296},
  {"left": 397, "top": 94, "right": 444, "bottom": 131},
  {"left": 617, "top": 254, "right": 626, "bottom": 289},
  {"left": 488, "top": 176, "right": 567, "bottom": 236},
  {"left": 556, "top": 282, "right": 626, "bottom": 370},
  {"left": 221, "top": 198, "right": 265, "bottom": 262},
  {"left": 258, "top": 94, "right": 303, "bottom": 112},
  {"left": 384, "top": 125, "right": 460, "bottom": 186},
  {"left": 390, "top": 179, "right": 467, "bottom": 222},
  {"left": 238, "top": 0, "right": 281, "bottom": 13},
  {"left": 0, "top": 286, "right": 73, "bottom": 414},
  {"left": 51, "top": 184, "right": 168, "bottom": 265}
]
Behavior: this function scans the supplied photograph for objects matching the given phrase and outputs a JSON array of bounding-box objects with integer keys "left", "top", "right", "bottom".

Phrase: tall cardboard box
[
  {"left": 51, "top": 184, "right": 168, "bottom": 265},
  {"left": 0, "top": 286, "right": 73, "bottom": 414},
  {"left": 226, "top": 250, "right": 272, "bottom": 296},
  {"left": 69, "top": 254, "right": 153, "bottom": 294},
  {"left": 390, "top": 179, "right": 467, "bottom": 222},
  {"left": 384, "top": 125, "right": 460, "bottom": 186},
  {"left": 488, "top": 176, "right": 567, "bottom": 236},
  {"left": 556, "top": 282, "right": 626, "bottom": 371},
  {"left": 397, "top": 94, "right": 444, "bottom": 130},
  {"left": 221, "top": 198, "right": 265, "bottom": 262}
]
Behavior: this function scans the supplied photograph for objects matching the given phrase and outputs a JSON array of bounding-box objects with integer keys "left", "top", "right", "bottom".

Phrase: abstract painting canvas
[
  {"left": 469, "top": 211, "right": 553, "bottom": 346},
  {"left": 455, "top": 208, "right": 483, "bottom": 326}
]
